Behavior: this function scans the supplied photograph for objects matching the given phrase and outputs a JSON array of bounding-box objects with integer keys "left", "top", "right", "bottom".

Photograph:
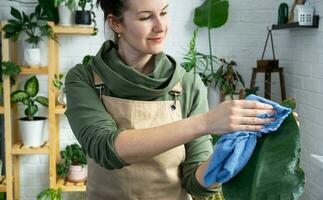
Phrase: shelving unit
[
  {"left": 1, "top": 21, "right": 94, "bottom": 199},
  {"left": 272, "top": 15, "right": 320, "bottom": 30}
]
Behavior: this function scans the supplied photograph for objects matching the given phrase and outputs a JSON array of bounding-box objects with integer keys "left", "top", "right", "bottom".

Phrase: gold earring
[{"left": 117, "top": 33, "right": 121, "bottom": 38}]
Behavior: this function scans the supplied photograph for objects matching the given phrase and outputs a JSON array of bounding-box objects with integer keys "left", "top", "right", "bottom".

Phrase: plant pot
[
  {"left": 24, "top": 48, "right": 41, "bottom": 66},
  {"left": 58, "top": 5, "right": 74, "bottom": 26},
  {"left": 67, "top": 165, "right": 87, "bottom": 182},
  {"left": 207, "top": 82, "right": 221, "bottom": 109},
  {"left": 18, "top": 116, "right": 47, "bottom": 147},
  {"left": 75, "top": 10, "right": 91, "bottom": 25},
  {"left": 57, "top": 91, "right": 67, "bottom": 105}
]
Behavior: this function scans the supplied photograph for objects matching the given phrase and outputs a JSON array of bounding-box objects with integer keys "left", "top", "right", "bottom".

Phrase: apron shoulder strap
[{"left": 92, "top": 69, "right": 105, "bottom": 99}]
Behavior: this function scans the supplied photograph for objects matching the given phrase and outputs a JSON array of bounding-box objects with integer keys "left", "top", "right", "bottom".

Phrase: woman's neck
[{"left": 117, "top": 42, "right": 154, "bottom": 75}]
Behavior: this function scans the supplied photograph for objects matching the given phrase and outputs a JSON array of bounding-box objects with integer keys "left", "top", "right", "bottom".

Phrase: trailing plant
[
  {"left": 3, "top": 7, "right": 56, "bottom": 48},
  {"left": 52, "top": 73, "right": 65, "bottom": 91},
  {"left": 54, "top": 0, "right": 76, "bottom": 11},
  {"left": 56, "top": 143, "right": 87, "bottom": 178},
  {"left": 37, "top": 188, "right": 62, "bottom": 200},
  {"left": 0, "top": 61, "right": 21, "bottom": 95},
  {"left": 10, "top": 76, "right": 48, "bottom": 120}
]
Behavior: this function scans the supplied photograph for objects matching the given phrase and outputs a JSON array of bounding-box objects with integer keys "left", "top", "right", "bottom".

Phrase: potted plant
[
  {"left": 75, "top": 0, "right": 92, "bottom": 25},
  {"left": 3, "top": 7, "right": 55, "bottom": 66},
  {"left": 213, "top": 58, "right": 245, "bottom": 101},
  {"left": 11, "top": 76, "right": 48, "bottom": 147},
  {"left": 56, "top": 143, "right": 87, "bottom": 183},
  {"left": 52, "top": 73, "right": 66, "bottom": 105},
  {"left": 54, "top": 0, "right": 76, "bottom": 26},
  {"left": 37, "top": 187, "right": 62, "bottom": 200},
  {"left": 0, "top": 61, "right": 22, "bottom": 96}
]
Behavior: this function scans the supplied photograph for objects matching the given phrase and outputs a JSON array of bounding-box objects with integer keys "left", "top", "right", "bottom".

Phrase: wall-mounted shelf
[{"left": 272, "top": 15, "right": 320, "bottom": 30}]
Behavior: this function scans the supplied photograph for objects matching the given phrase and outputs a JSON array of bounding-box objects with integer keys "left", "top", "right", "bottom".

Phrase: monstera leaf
[
  {"left": 222, "top": 100, "right": 305, "bottom": 200},
  {"left": 193, "top": 0, "right": 229, "bottom": 29}
]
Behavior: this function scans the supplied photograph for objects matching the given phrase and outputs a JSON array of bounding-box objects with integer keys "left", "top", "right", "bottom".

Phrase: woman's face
[{"left": 116, "top": 0, "right": 169, "bottom": 55}]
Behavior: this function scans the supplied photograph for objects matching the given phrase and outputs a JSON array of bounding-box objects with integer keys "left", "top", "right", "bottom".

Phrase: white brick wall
[{"left": 1, "top": 0, "right": 323, "bottom": 199}]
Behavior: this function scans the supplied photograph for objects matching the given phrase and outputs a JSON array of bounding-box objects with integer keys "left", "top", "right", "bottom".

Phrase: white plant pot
[
  {"left": 24, "top": 48, "right": 41, "bottom": 66},
  {"left": 207, "top": 82, "right": 221, "bottom": 110},
  {"left": 68, "top": 165, "right": 87, "bottom": 182},
  {"left": 58, "top": 92, "right": 67, "bottom": 105},
  {"left": 58, "top": 5, "right": 74, "bottom": 26},
  {"left": 18, "top": 117, "right": 47, "bottom": 147}
]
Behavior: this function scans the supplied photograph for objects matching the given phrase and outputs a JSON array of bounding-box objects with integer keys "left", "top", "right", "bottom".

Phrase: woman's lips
[{"left": 148, "top": 36, "right": 164, "bottom": 43}]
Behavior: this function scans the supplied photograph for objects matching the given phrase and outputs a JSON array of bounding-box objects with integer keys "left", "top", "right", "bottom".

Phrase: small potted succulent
[
  {"left": 54, "top": 0, "right": 76, "bottom": 26},
  {"left": 11, "top": 76, "right": 48, "bottom": 147},
  {"left": 3, "top": 7, "right": 55, "bottom": 66},
  {"left": 57, "top": 143, "right": 87, "bottom": 183},
  {"left": 75, "top": 0, "right": 92, "bottom": 25},
  {"left": 52, "top": 73, "right": 66, "bottom": 105},
  {"left": 37, "top": 187, "right": 62, "bottom": 200}
]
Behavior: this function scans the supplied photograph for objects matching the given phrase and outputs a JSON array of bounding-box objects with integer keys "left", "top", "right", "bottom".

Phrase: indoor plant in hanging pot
[
  {"left": 52, "top": 73, "right": 66, "bottom": 105},
  {"left": 54, "top": 0, "right": 76, "bottom": 26},
  {"left": 57, "top": 143, "right": 87, "bottom": 183},
  {"left": 3, "top": 7, "right": 55, "bottom": 66},
  {"left": 11, "top": 76, "right": 48, "bottom": 147}
]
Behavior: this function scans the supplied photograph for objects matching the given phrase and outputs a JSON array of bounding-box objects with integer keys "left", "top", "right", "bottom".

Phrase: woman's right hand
[{"left": 203, "top": 100, "right": 276, "bottom": 135}]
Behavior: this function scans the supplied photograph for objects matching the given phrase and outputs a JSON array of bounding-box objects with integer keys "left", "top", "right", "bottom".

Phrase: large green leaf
[
  {"left": 25, "top": 104, "right": 38, "bottom": 119},
  {"left": 11, "top": 90, "right": 29, "bottom": 103},
  {"left": 35, "top": 96, "right": 49, "bottom": 107},
  {"left": 194, "top": 0, "right": 229, "bottom": 29},
  {"left": 10, "top": 7, "right": 22, "bottom": 21},
  {"left": 25, "top": 76, "right": 39, "bottom": 97},
  {"left": 222, "top": 110, "right": 305, "bottom": 199}
]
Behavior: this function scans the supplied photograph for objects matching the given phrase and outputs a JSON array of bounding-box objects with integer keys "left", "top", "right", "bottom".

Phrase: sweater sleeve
[
  {"left": 180, "top": 74, "right": 219, "bottom": 198},
  {"left": 64, "top": 64, "right": 128, "bottom": 170}
]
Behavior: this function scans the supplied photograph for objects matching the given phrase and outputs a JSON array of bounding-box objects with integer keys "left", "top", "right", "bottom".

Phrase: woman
[{"left": 65, "top": 0, "right": 274, "bottom": 199}]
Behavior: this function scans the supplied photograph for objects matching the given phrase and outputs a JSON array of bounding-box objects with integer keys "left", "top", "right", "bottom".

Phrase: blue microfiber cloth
[{"left": 203, "top": 94, "right": 292, "bottom": 186}]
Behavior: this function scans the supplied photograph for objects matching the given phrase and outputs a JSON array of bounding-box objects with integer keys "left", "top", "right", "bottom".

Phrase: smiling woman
[{"left": 64, "top": 0, "right": 276, "bottom": 199}]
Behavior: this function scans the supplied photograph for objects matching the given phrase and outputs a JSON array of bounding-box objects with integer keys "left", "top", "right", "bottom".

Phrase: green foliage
[
  {"left": 0, "top": 61, "right": 21, "bottom": 95},
  {"left": 37, "top": 188, "right": 62, "bottom": 200},
  {"left": 54, "top": 0, "right": 76, "bottom": 11},
  {"left": 0, "top": 192, "right": 6, "bottom": 200},
  {"left": 244, "top": 86, "right": 259, "bottom": 98},
  {"left": 193, "top": 0, "right": 229, "bottom": 75},
  {"left": 11, "top": 76, "right": 48, "bottom": 120},
  {"left": 222, "top": 102, "right": 305, "bottom": 200},
  {"left": 56, "top": 143, "right": 87, "bottom": 178},
  {"left": 181, "top": 30, "right": 244, "bottom": 99},
  {"left": 78, "top": 0, "right": 91, "bottom": 11},
  {"left": 3, "top": 7, "right": 56, "bottom": 48},
  {"left": 52, "top": 73, "right": 65, "bottom": 91},
  {"left": 82, "top": 55, "right": 94, "bottom": 65},
  {"left": 35, "top": 0, "right": 59, "bottom": 24}
]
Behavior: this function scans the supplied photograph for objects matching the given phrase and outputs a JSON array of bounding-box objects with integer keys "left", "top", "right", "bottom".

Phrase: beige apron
[{"left": 86, "top": 71, "right": 192, "bottom": 200}]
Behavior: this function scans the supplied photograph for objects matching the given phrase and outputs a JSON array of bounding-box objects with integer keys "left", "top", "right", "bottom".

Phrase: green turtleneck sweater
[{"left": 65, "top": 41, "right": 218, "bottom": 197}]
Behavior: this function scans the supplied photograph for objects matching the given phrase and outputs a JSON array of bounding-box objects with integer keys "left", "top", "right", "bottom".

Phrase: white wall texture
[{"left": 1, "top": 0, "right": 323, "bottom": 199}]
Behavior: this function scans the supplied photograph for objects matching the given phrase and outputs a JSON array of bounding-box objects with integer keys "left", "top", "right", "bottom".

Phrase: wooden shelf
[
  {"left": 11, "top": 141, "right": 50, "bottom": 155},
  {"left": 0, "top": 176, "right": 6, "bottom": 192},
  {"left": 272, "top": 15, "right": 320, "bottom": 30},
  {"left": 52, "top": 25, "right": 94, "bottom": 35},
  {"left": 56, "top": 177, "right": 86, "bottom": 192},
  {"left": 20, "top": 66, "right": 48, "bottom": 75},
  {"left": 55, "top": 105, "right": 67, "bottom": 115},
  {"left": 0, "top": 106, "right": 4, "bottom": 114}
]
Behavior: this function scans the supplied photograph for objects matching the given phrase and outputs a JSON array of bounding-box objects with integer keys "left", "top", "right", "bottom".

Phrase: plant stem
[{"left": 208, "top": 28, "right": 214, "bottom": 75}]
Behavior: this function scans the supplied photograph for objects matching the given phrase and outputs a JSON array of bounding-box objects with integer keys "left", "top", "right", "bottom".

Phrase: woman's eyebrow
[{"left": 137, "top": 4, "right": 169, "bottom": 14}]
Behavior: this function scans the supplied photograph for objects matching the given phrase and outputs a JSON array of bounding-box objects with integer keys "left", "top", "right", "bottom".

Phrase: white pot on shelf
[
  {"left": 58, "top": 5, "right": 74, "bottom": 26},
  {"left": 24, "top": 48, "right": 41, "bottom": 66},
  {"left": 57, "top": 92, "right": 67, "bottom": 105},
  {"left": 67, "top": 165, "right": 87, "bottom": 183},
  {"left": 18, "top": 116, "right": 47, "bottom": 147}
]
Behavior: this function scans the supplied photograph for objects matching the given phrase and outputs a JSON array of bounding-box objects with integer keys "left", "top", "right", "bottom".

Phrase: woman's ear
[{"left": 107, "top": 14, "right": 122, "bottom": 34}]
